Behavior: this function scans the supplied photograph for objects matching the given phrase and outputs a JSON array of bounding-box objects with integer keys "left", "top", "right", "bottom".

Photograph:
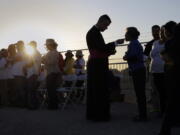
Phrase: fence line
[
  {"left": 60, "top": 41, "right": 151, "bottom": 92},
  {"left": 109, "top": 62, "right": 151, "bottom": 93},
  {"left": 60, "top": 42, "right": 148, "bottom": 54}
]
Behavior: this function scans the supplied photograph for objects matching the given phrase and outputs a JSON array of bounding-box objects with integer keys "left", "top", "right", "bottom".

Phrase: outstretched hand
[{"left": 116, "top": 39, "right": 124, "bottom": 45}]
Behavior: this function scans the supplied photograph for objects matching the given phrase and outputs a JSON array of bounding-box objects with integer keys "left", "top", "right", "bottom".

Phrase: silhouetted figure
[
  {"left": 7, "top": 44, "right": 17, "bottom": 106},
  {"left": 150, "top": 26, "right": 167, "bottom": 116},
  {"left": 63, "top": 50, "right": 76, "bottom": 87},
  {"left": 0, "top": 49, "right": 8, "bottom": 106},
  {"left": 64, "top": 50, "right": 75, "bottom": 76},
  {"left": 12, "top": 41, "right": 27, "bottom": 107},
  {"left": 144, "top": 25, "right": 160, "bottom": 111},
  {"left": 86, "top": 14, "right": 124, "bottom": 122},
  {"left": 42, "top": 39, "right": 61, "bottom": 110},
  {"left": 26, "top": 41, "right": 41, "bottom": 109},
  {"left": 74, "top": 50, "right": 86, "bottom": 86},
  {"left": 123, "top": 27, "right": 147, "bottom": 122},
  {"left": 159, "top": 21, "right": 179, "bottom": 135},
  {"left": 144, "top": 25, "right": 160, "bottom": 57},
  {"left": 74, "top": 50, "right": 85, "bottom": 76}
]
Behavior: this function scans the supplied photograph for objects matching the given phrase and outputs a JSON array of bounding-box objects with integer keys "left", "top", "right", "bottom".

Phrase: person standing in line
[
  {"left": 6, "top": 44, "right": 17, "bottom": 106},
  {"left": 159, "top": 21, "right": 178, "bottom": 135},
  {"left": 74, "top": 50, "right": 86, "bottom": 101},
  {"left": 26, "top": 41, "right": 41, "bottom": 109},
  {"left": 0, "top": 49, "right": 8, "bottom": 106},
  {"left": 74, "top": 50, "right": 86, "bottom": 82},
  {"left": 12, "top": 41, "right": 27, "bottom": 107},
  {"left": 149, "top": 26, "right": 167, "bottom": 116},
  {"left": 86, "top": 14, "right": 124, "bottom": 122},
  {"left": 63, "top": 50, "right": 75, "bottom": 76},
  {"left": 123, "top": 27, "right": 147, "bottom": 122},
  {"left": 144, "top": 25, "right": 160, "bottom": 112},
  {"left": 63, "top": 50, "right": 76, "bottom": 85},
  {"left": 42, "top": 39, "right": 62, "bottom": 110}
]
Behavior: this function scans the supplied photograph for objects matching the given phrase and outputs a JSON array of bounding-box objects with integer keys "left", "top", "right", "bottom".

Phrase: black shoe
[{"left": 132, "top": 115, "right": 147, "bottom": 122}]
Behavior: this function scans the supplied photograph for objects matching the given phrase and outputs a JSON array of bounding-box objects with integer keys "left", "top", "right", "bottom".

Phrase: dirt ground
[{"left": 0, "top": 102, "right": 180, "bottom": 135}]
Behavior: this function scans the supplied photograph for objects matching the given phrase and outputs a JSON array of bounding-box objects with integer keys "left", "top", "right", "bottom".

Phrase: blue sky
[{"left": 0, "top": 0, "right": 179, "bottom": 54}]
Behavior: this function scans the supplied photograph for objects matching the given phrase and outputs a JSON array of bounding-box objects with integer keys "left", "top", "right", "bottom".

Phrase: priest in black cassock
[{"left": 86, "top": 14, "right": 124, "bottom": 122}]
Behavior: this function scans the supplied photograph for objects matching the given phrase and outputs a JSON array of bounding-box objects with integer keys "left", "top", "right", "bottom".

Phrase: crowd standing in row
[
  {"left": 86, "top": 14, "right": 179, "bottom": 135},
  {"left": 0, "top": 14, "right": 179, "bottom": 135},
  {"left": 143, "top": 21, "right": 180, "bottom": 135},
  {"left": 0, "top": 39, "right": 85, "bottom": 110}
]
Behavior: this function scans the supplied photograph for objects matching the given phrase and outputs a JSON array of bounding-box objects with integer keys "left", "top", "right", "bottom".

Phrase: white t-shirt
[
  {"left": 12, "top": 52, "right": 28, "bottom": 77},
  {"left": 12, "top": 61, "right": 27, "bottom": 77},
  {"left": 150, "top": 40, "right": 165, "bottom": 73},
  {"left": 74, "top": 58, "right": 85, "bottom": 75},
  {"left": 6, "top": 64, "right": 14, "bottom": 79},
  {"left": 0, "top": 58, "right": 7, "bottom": 79}
]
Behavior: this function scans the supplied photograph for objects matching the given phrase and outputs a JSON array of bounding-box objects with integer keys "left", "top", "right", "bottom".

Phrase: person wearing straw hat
[
  {"left": 64, "top": 50, "right": 75, "bottom": 75},
  {"left": 42, "top": 39, "right": 61, "bottom": 110},
  {"left": 63, "top": 50, "right": 76, "bottom": 84}
]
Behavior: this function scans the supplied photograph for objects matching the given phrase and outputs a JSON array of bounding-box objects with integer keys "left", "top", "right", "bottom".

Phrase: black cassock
[{"left": 86, "top": 26, "right": 116, "bottom": 121}]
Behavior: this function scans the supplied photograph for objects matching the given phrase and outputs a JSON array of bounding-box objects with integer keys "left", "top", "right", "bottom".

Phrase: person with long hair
[
  {"left": 150, "top": 26, "right": 167, "bottom": 116},
  {"left": 0, "top": 49, "right": 8, "bottom": 106},
  {"left": 26, "top": 41, "right": 41, "bottom": 109}
]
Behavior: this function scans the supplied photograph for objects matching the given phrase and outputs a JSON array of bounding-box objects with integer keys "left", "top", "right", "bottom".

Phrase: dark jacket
[
  {"left": 143, "top": 39, "right": 155, "bottom": 57},
  {"left": 86, "top": 26, "right": 116, "bottom": 58}
]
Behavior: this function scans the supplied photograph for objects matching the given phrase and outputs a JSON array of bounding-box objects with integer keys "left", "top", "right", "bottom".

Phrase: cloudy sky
[{"left": 0, "top": 0, "right": 179, "bottom": 54}]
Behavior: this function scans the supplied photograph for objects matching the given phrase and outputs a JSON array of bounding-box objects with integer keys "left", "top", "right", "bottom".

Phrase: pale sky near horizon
[{"left": 0, "top": 0, "right": 179, "bottom": 55}]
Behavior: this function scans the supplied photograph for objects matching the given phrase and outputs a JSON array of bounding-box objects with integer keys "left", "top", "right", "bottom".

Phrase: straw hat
[
  {"left": 45, "top": 39, "right": 58, "bottom": 46},
  {"left": 65, "top": 50, "right": 74, "bottom": 57}
]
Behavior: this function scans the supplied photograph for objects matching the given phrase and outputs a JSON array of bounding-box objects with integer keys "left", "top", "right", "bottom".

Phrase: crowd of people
[
  {"left": 0, "top": 14, "right": 179, "bottom": 135},
  {"left": 0, "top": 39, "right": 85, "bottom": 110},
  {"left": 143, "top": 22, "right": 180, "bottom": 135},
  {"left": 86, "top": 14, "right": 179, "bottom": 135}
]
